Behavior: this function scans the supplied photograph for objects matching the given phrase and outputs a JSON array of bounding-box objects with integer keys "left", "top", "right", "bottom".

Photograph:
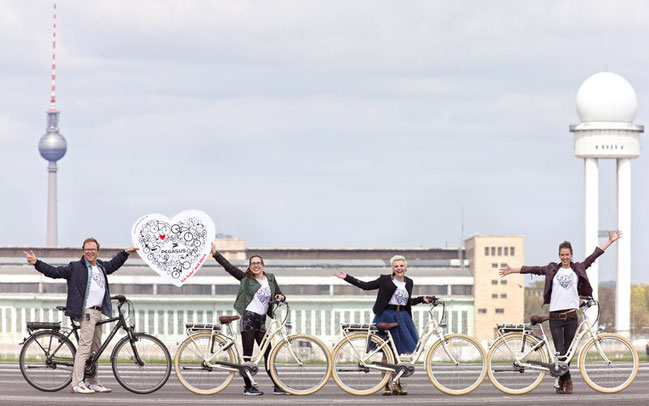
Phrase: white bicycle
[{"left": 487, "top": 296, "right": 639, "bottom": 395}]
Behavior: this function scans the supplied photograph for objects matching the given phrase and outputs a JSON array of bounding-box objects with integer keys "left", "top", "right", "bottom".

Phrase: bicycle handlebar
[
  {"left": 110, "top": 295, "right": 127, "bottom": 303},
  {"left": 426, "top": 296, "right": 441, "bottom": 306}
]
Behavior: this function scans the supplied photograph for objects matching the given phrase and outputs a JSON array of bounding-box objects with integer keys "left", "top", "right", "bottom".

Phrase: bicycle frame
[
  {"left": 496, "top": 298, "right": 606, "bottom": 372},
  {"left": 23, "top": 296, "right": 145, "bottom": 370},
  {"left": 184, "top": 302, "right": 296, "bottom": 376},
  {"left": 341, "top": 300, "right": 459, "bottom": 375}
]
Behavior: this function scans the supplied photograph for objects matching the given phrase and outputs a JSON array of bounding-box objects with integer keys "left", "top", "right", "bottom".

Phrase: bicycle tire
[
  {"left": 19, "top": 330, "right": 76, "bottom": 392},
  {"left": 111, "top": 332, "right": 171, "bottom": 394},
  {"left": 174, "top": 332, "right": 237, "bottom": 395},
  {"left": 487, "top": 333, "right": 547, "bottom": 395},
  {"left": 578, "top": 333, "right": 639, "bottom": 393},
  {"left": 331, "top": 332, "right": 395, "bottom": 396},
  {"left": 425, "top": 333, "right": 487, "bottom": 395},
  {"left": 268, "top": 334, "right": 332, "bottom": 395}
]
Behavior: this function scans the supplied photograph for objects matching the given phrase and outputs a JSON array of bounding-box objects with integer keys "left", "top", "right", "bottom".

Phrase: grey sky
[{"left": 1, "top": 1, "right": 647, "bottom": 283}]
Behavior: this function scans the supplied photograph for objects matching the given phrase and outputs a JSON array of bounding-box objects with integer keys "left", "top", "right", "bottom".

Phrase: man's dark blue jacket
[{"left": 34, "top": 251, "right": 130, "bottom": 320}]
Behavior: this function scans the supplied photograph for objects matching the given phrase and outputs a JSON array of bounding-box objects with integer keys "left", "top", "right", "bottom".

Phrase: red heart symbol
[{"left": 160, "top": 234, "right": 166, "bottom": 240}]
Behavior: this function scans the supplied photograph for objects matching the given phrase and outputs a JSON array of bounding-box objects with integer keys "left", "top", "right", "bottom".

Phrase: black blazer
[{"left": 343, "top": 274, "right": 425, "bottom": 316}]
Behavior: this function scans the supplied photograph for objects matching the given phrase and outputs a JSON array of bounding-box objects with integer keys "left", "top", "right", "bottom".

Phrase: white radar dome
[{"left": 576, "top": 72, "right": 638, "bottom": 123}]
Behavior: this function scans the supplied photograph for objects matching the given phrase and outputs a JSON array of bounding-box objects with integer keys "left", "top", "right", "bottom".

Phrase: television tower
[{"left": 38, "top": 2, "right": 67, "bottom": 246}]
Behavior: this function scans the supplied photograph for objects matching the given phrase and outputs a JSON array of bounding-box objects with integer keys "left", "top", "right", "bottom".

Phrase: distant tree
[
  {"left": 631, "top": 283, "right": 649, "bottom": 330},
  {"left": 598, "top": 284, "right": 616, "bottom": 329},
  {"left": 524, "top": 281, "right": 545, "bottom": 321}
]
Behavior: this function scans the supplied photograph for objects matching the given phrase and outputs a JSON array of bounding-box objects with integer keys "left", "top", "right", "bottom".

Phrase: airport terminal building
[{"left": 0, "top": 236, "right": 524, "bottom": 355}]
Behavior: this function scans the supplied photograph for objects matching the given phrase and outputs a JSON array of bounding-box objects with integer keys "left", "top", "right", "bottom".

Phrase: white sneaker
[
  {"left": 71, "top": 382, "right": 95, "bottom": 394},
  {"left": 88, "top": 383, "right": 112, "bottom": 393}
]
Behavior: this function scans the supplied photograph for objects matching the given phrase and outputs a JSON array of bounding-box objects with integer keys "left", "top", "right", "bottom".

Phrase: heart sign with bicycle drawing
[{"left": 132, "top": 210, "right": 215, "bottom": 287}]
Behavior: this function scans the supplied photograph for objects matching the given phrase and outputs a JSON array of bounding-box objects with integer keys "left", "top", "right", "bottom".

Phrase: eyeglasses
[
  {"left": 84, "top": 249, "right": 98, "bottom": 252},
  {"left": 250, "top": 262, "right": 263, "bottom": 266}
]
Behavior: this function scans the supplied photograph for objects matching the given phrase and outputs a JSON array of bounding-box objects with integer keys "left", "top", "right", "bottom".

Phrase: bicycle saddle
[
  {"left": 378, "top": 322, "right": 399, "bottom": 330},
  {"left": 219, "top": 315, "right": 240, "bottom": 324},
  {"left": 530, "top": 315, "right": 550, "bottom": 325}
]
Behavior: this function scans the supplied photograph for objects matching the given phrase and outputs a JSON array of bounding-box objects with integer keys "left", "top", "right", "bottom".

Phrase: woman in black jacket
[{"left": 335, "top": 255, "right": 430, "bottom": 395}]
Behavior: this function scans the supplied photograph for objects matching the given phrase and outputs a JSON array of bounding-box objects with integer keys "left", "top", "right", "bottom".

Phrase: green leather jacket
[{"left": 212, "top": 251, "right": 283, "bottom": 315}]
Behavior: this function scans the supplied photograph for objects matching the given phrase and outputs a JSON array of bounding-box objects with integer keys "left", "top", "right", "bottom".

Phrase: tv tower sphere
[{"left": 38, "top": 116, "right": 67, "bottom": 162}]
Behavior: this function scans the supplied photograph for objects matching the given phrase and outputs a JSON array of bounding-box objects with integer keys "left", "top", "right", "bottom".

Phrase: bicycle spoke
[
  {"left": 579, "top": 334, "right": 638, "bottom": 393},
  {"left": 332, "top": 333, "right": 394, "bottom": 396},
  {"left": 426, "top": 334, "right": 486, "bottom": 395},
  {"left": 487, "top": 334, "right": 546, "bottom": 395},
  {"left": 112, "top": 333, "right": 171, "bottom": 394},
  {"left": 174, "top": 333, "right": 236, "bottom": 395},
  {"left": 19, "top": 331, "right": 75, "bottom": 392},
  {"left": 270, "top": 335, "right": 331, "bottom": 395}
]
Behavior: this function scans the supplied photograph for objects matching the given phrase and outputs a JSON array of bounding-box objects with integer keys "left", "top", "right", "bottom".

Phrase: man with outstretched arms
[{"left": 24, "top": 238, "right": 138, "bottom": 394}]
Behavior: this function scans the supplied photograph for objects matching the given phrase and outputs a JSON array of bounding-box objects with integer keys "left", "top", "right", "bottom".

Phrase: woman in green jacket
[{"left": 211, "top": 243, "right": 287, "bottom": 396}]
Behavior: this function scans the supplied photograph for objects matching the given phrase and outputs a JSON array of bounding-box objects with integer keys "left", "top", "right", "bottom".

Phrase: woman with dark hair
[
  {"left": 211, "top": 243, "right": 287, "bottom": 396},
  {"left": 334, "top": 255, "right": 430, "bottom": 396},
  {"left": 499, "top": 229, "right": 622, "bottom": 395}
]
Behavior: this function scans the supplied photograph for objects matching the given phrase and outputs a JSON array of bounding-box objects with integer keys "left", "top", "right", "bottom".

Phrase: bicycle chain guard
[
  {"left": 239, "top": 362, "right": 259, "bottom": 377},
  {"left": 84, "top": 356, "right": 96, "bottom": 378},
  {"left": 549, "top": 362, "right": 569, "bottom": 377},
  {"left": 396, "top": 363, "right": 415, "bottom": 378}
]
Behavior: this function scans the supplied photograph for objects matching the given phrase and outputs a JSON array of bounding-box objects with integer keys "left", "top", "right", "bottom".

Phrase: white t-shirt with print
[
  {"left": 388, "top": 279, "right": 409, "bottom": 306},
  {"left": 86, "top": 265, "right": 106, "bottom": 309},
  {"left": 549, "top": 267, "right": 579, "bottom": 312},
  {"left": 246, "top": 277, "right": 272, "bottom": 315}
]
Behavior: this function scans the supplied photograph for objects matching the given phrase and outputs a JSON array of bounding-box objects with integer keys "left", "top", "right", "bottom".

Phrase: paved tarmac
[{"left": 1, "top": 362, "right": 648, "bottom": 405}]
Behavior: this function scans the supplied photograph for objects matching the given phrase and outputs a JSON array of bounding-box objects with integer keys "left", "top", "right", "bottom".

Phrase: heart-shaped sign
[{"left": 131, "top": 210, "right": 215, "bottom": 287}]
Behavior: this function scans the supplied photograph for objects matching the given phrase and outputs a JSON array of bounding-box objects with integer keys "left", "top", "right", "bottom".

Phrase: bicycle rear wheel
[
  {"left": 579, "top": 333, "right": 638, "bottom": 393},
  {"left": 425, "top": 334, "right": 486, "bottom": 395},
  {"left": 331, "top": 332, "right": 395, "bottom": 396},
  {"left": 19, "top": 330, "right": 76, "bottom": 392},
  {"left": 174, "top": 332, "right": 237, "bottom": 395},
  {"left": 269, "top": 334, "right": 332, "bottom": 395},
  {"left": 111, "top": 333, "right": 171, "bottom": 394},
  {"left": 487, "top": 333, "right": 547, "bottom": 395}
]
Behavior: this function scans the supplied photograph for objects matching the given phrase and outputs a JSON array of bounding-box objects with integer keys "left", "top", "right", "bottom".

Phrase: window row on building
[
  {"left": 484, "top": 246, "right": 515, "bottom": 256},
  {"left": 0, "top": 283, "right": 474, "bottom": 297},
  {"left": 477, "top": 308, "right": 505, "bottom": 314}
]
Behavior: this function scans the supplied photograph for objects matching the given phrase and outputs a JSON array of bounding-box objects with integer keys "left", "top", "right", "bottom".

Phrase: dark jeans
[
  {"left": 240, "top": 311, "right": 277, "bottom": 389},
  {"left": 549, "top": 311, "right": 579, "bottom": 379}
]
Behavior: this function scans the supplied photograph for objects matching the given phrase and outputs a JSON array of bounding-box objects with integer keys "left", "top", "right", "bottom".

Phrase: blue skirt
[{"left": 373, "top": 309, "right": 419, "bottom": 354}]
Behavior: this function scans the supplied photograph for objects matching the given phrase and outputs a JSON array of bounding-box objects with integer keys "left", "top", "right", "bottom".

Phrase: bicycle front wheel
[
  {"left": 19, "top": 330, "right": 76, "bottom": 392},
  {"left": 111, "top": 333, "right": 171, "bottom": 394},
  {"left": 331, "top": 332, "right": 395, "bottom": 396},
  {"left": 579, "top": 333, "right": 639, "bottom": 393},
  {"left": 174, "top": 332, "right": 237, "bottom": 395},
  {"left": 487, "top": 333, "right": 547, "bottom": 395},
  {"left": 425, "top": 334, "right": 486, "bottom": 395},
  {"left": 269, "top": 334, "right": 332, "bottom": 395}
]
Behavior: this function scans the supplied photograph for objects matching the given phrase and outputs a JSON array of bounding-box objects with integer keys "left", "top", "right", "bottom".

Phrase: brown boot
[
  {"left": 382, "top": 383, "right": 392, "bottom": 396},
  {"left": 392, "top": 380, "right": 407, "bottom": 395},
  {"left": 555, "top": 376, "right": 565, "bottom": 394},
  {"left": 564, "top": 376, "right": 573, "bottom": 394}
]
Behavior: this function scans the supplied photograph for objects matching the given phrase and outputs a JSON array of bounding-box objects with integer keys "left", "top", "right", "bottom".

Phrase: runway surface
[{"left": 1, "top": 361, "right": 648, "bottom": 405}]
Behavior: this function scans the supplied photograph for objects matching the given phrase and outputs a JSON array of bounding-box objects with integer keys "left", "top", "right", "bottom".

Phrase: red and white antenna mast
[{"left": 49, "top": 2, "right": 57, "bottom": 112}]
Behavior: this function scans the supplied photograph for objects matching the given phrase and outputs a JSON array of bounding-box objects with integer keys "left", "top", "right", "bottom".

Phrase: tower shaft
[
  {"left": 616, "top": 158, "right": 631, "bottom": 336},
  {"left": 47, "top": 162, "right": 58, "bottom": 246}
]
